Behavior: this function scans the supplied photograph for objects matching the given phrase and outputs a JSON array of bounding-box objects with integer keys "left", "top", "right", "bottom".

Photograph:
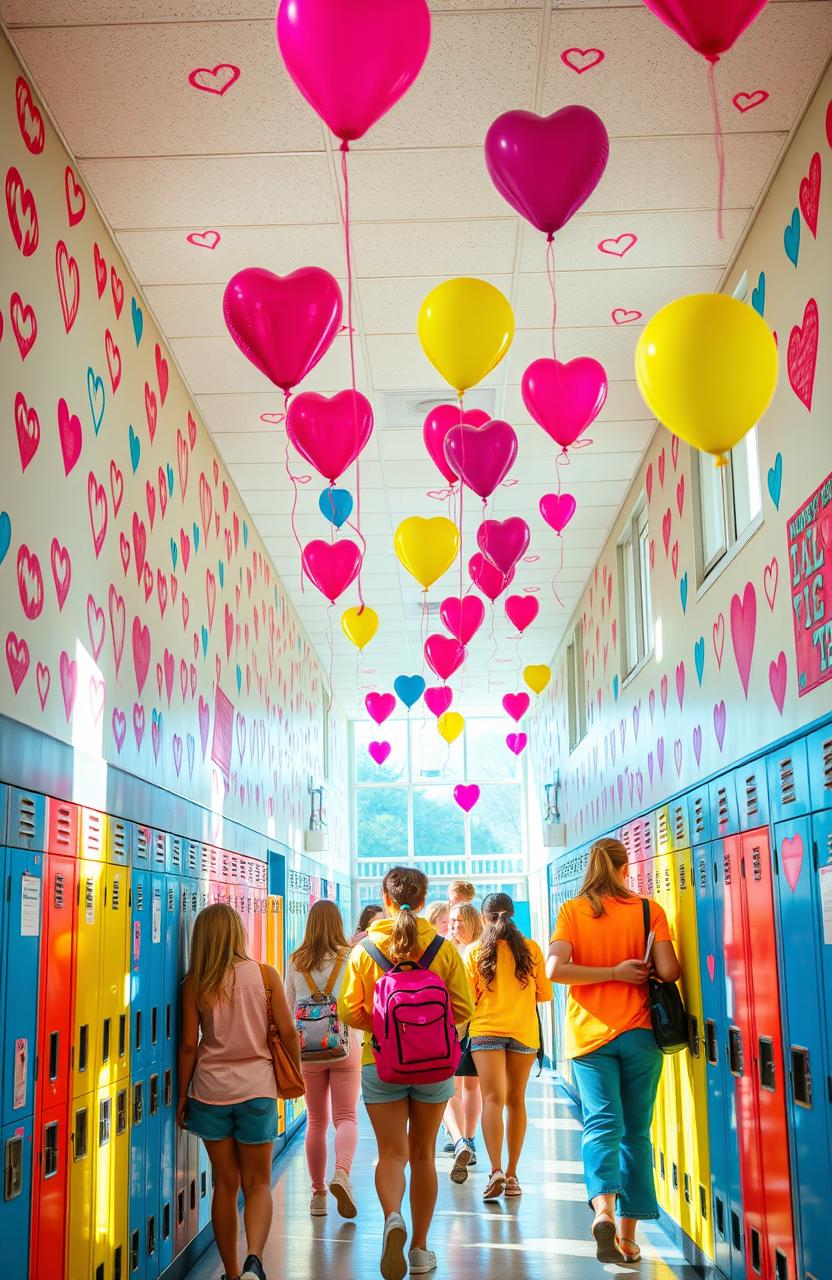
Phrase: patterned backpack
[{"left": 294, "top": 950, "right": 351, "bottom": 1062}]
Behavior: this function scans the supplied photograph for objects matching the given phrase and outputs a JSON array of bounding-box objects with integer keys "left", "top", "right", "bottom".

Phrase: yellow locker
[
  {"left": 266, "top": 895, "right": 286, "bottom": 1134},
  {"left": 92, "top": 1084, "right": 113, "bottom": 1280},
  {"left": 655, "top": 851, "right": 685, "bottom": 1228},
  {"left": 647, "top": 854, "right": 673, "bottom": 1219},
  {"left": 111, "top": 1081, "right": 131, "bottom": 1280},
  {"left": 67, "top": 1092, "right": 95, "bottom": 1280},
  {"left": 74, "top": 813, "right": 107, "bottom": 1099},
  {"left": 101, "top": 864, "right": 131, "bottom": 1086}
]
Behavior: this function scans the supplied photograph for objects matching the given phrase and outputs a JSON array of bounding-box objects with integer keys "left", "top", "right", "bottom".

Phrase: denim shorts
[
  {"left": 186, "top": 1096, "right": 278, "bottom": 1144},
  {"left": 470, "top": 1036, "right": 536, "bottom": 1055},
  {"left": 361, "top": 1063, "right": 456, "bottom": 1106}
]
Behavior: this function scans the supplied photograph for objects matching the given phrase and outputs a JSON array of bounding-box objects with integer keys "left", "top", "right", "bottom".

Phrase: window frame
[
  {"left": 618, "top": 494, "right": 653, "bottom": 682},
  {"left": 690, "top": 430, "right": 764, "bottom": 593}
]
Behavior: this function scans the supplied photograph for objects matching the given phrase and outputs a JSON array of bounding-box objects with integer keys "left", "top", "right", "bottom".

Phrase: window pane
[
  {"left": 354, "top": 720, "right": 407, "bottom": 784},
  {"left": 356, "top": 787, "right": 408, "bottom": 862},
  {"left": 731, "top": 426, "right": 762, "bottom": 534},
  {"left": 470, "top": 786, "right": 522, "bottom": 857},
  {"left": 465, "top": 718, "right": 519, "bottom": 782},
  {"left": 698, "top": 449, "right": 727, "bottom": 567},
  {"left": 411, "top": 716, "right": 463, "bottom": 782},
  {"left": 412, "top": 786, "right": 465, "bottom": 861},
  {"left": 638, "top": 520, "right": 652, "bottom": 655},
  {"left": 621, "top": 537, "right": 638, "bottom": 673}
]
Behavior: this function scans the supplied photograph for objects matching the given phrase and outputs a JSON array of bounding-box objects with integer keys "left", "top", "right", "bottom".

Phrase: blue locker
[
  {"left": 147, "top": 874, "right": 165, "bottom": 1066},
  {"left": 131, "top": 868, "right": 149, "bottom": 1077},
  {"left": 132, "top": 823, "right": 151, "bottom": 870},
  {"left": 767, "top": 736, "right": 811, "bottom": 823},
  {"left": 109, "top": 816, "right": 132, "bottom": 866},
  {"left": 688, "top": 783, "right": 713, "bottom": 847},
  {"left": 709, "top": 772, "right": 739, "bottom": 839},
  {"left": 811, "top": 808, "right": 832, "bottom": 1148},
  {"left": 2, "top": 846, "right": 43, "bottom": 1126},
  {"left": 129, "top": 1077, "right": 146, "bottom": 1280},
  {"left": 145, "top": 1067, "right": 162, "bottom": 1280},
  {"left": 734, "top": 757, "right": 770, "bottom": 831},
  {"left": 1, "top": 1114, "right": 34, "bottom": 1272},
  {"left": 807, "top": 722, "right": 832, "bottom": 812},
  {"left": 162, "top": 876, "right": 180, "bottom": 1065},
  {"left": 157, "top": 1063, "right": 175, "bottom": 1275},
  {"left": 7, "top": 787, "right": 47, "bottom": 851},
  {"left": 773, "top": 815, "right": 832, "bottom": 1280},
  {"left": 0, "top": 786, "right": 7, "bottom": 842}
]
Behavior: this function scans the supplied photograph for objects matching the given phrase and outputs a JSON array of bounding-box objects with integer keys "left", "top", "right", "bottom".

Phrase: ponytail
[
  {"left": 579, "top": 837, "right": 631, "bottom": 917},
  {"left": 383, "top": 866, "right": 428, "bottom": 963},
  {"left": 477, "top": 892, "right": 534, "bottom": 989}
]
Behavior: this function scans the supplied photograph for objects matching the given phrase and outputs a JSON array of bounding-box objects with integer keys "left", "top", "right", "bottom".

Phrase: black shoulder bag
[{"left": 642, "top": 899, "right": 688, "bottom": 1055}]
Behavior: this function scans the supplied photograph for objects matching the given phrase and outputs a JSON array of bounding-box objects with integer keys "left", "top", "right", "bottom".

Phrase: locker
[
  {"left": 670, "top": 795, "right": 690, "bottom": 850},
  {"left": 688, "top": 783, "right": 713, "bottom": 848},
  {"left": 108, "top": 817, "right": 131, "bottom": 867},
  {"left": 167, "top": 835, "right": 183, "bottom": 877},
  {"left": 73, "top": 857, "right": 105, "bottom": 1099},
  {"left": 47, "top": 797, "right": 79, "bottom": 861},
  {"left": 735, "top": 759, "right": 770, "bottom": 832},
  {"left": 156, "top": 1065, "right": 175, "bottom": 1275},
  {"left": 656, "top": 805, "right": 673, "bottom": 855},
  {"left": 36, "top": 848, "right": 77, "bottom": 1111},
  {"left": 31, "top": 1101, "right": 70, "bottom": 1280},
  {"left": 197, "top": 1135, "right": 211, "bottom": 1230},
  {"left": 812, "top": 809, "right": 832, "bottom": 1172},
  {"left": 652, "top": 851, "right": 680, "bottom": 1223},
  {"left": 101, "top": 863, "right": 131, "bottom": 1085},
  {"left": 112, "top": 1080, "right": 131, "bottom": 1280},
  {"left": 131, "top": 868, "right": 149, "bottom": 1077},
  {"left": 710, "top": 773, "right": 739, "bottom": 840},
  {"left": 1, "top": 1114, "right": 34, "bottom": 1273},
  {"left": 767, "top": 739, "right": 811, "bottom": 824},
  {"left": 0, "top": 784, "right": 7, "bottom": 843},
  {"left": 91, "top": 1084, "right": 113, "bottom": 1280},
  {"left": 174, "top": 880, "right": 197, "bottom": 1255},
  {"left": 7, "top": 787, "right": 47, "bottom": 852},
  {"left": 147, "top": 874, "right": 165, "bottom": 1067},
  {"left": 2, "top": 846, "right": 43, "bottom": 1125},
  {"left": 132, "top": 825, "right": 151, "bottom": 871},
  {"left": 150, "top": 830, "right": 168, "bottom": 876},
  {"left": 807, "top": 722, "right": 832, "bottom": 812},
  {"left": 67, "top": 1093, "right": 95, "bottom": 1280},
  {"left": 161, "top": 878, "right": 180, "bottom": 1069},
  {"left": 144, "top": 1070, "right": 162, "bottom": 1280},
  {"left": 81, "top": 807, "right": 109, "bottom": 864},
  {"left": 129, "top": 1078, "right": 146, "bottom": 1280}
]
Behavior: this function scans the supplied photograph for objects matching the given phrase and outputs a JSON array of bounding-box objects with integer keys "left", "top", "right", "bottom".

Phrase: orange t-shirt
[{"left": 551, "top": 894, "right": 671, "bottom": 1059}]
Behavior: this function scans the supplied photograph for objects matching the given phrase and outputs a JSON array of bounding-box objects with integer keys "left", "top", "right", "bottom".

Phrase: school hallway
[{"left": 186, "top": 1075, "right": 697, "bottom": 1280}]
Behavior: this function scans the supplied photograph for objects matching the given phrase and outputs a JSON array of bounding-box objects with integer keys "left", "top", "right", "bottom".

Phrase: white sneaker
[
  {"left": 310, "top": 1191, "right": 328, "bottom": 1216},
  {"left": 329, "top": 1168, "right": 357, "bottom": 1219},
  {"left": 381, "top": 1211, "right": 408, "bottom": 1280},
  {"left": 409, "top": 1248, "right": 437, "bottom": 1274}
]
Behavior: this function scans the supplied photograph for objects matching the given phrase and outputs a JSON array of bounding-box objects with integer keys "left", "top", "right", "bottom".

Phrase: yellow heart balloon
[
  {"left": 438, "top": 711, "right": 465, "bottom": 744},
  {"left": 394, "top": 516, "right": 460, "bottom": 590},
  {"left": 340, "top": 605, "right": 378, "bottom": 651},
  {"left": 524, "top": 664, "right": 551, "bottom": 695},
  {"left": 418, "top": 278, "right": 514, "bottom": 394},
  {"left": 635, "top": 293, "right": 778, "bottom": 466}
]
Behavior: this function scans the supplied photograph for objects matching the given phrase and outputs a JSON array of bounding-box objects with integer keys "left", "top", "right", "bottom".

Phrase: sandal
[
  {"left": 617, "top": 1236, "right": 641, "bottom": 1263},
  {"left": 483, "top": 1169, "right": 506, "bottom": 1202},
  {"left": 592, "top": 1211, "right": 622, "bottom": 1263},
  {"left": 504, "top": 1176, "right": 522, "bottom": 1197}
]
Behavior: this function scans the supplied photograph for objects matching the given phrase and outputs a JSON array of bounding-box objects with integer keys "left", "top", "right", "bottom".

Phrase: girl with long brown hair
[
  {"left": 443, "top": 901, "right": 484, "bottom": 1183},
  {"left": 465, "top": 893, "right": 553, "bottom": 1202},
  {"left": 546, "top": 837, "right": 680, "bottom": 1264},
  {"left": 178, "top": 903, "right": 300, "bottom": 1280}
]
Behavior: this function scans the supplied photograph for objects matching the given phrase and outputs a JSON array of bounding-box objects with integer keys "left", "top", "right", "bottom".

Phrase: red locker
[
  {"left": 38, "top": 803, "right": 79, "bottom": 1112},
  {"left": 31, "top": 1103, "right": 70, "bottom": 1280}
]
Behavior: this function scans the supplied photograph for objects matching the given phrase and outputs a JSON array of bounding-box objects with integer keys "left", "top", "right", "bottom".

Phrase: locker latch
[
  {"left": 758, "top": 1037, "right": 776, "bottom": 1092},
  {"left": 705, "top": 1019, "right": 718, "bottom": 1066},
  {"left": 4, "top": 1135, "right": 23, "bottom": 1200},
  {"left": 791, "top": 1047, "right": 813, "bottom": 1108},
  {"left": 728, "top": 1026, "right": 744, "bottom": 1077},
  {"left": 688, "top": 1015, "right": 701, "bottom": 1059}
]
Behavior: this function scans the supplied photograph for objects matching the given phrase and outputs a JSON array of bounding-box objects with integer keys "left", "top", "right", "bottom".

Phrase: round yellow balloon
[
  {"left": 394, "top": 516, "right": 460, "bottom": 590},
  {"left": 340, "top": 605, "right": 378, "bottom": 651},
  {"left": 635, "top": 293, "right": 778, "bottom": 465},
  {"left": 438, "top": 711, "right": 465, "bottom": 744},
  {"left": 524, "top": 664, "right": 551, "bottom": 695},
  {"left": 418, "top": 277, "right": 514, "bottom": 394}
]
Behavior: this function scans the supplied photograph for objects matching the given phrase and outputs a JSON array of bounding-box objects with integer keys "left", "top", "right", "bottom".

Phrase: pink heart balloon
[
  {"left": 425, "top": 686, "right": 453, "bottom": 717},
  {"left": 522, "top": 357, "right": 607, "bottom": 449},
  {"left": 444, "top": 419, "right": 518, "bottom": 500},
  {"left": 505, "top": 594, "right": 539, "bottom": 633},
  {"left": 484, "top": 106, "right": 609, "bottom": 236},
  {"left": 276, "top": 0, "right": 431, "bottom": 143},
  {"left": 365, "top": 691, "right": 395, "bottom": 725},
  {"left": 469, "top": 554, "right": 514, "bottom": 602},
  {"left": 477, "top": 517, "right": 530, "bottom": 575},
  {"left": 423, "top": 405, "right": 490, "bottom": 485},
  {"left": 502, "top": 692, "right": 530, "bottom": 723},
  {"left": 368, "top": 740, "right": 391, "bottom": 765},
  {"left": 643, "top": 0, "right": 769, "bottom": 59},
  {"left": 302, "top": 538, "right": 362, "bottom": 602},
  {"left": 539, "top": 492, "right": 577, "bottom": 534},
  {"left": 440, "top": 595, "right": 486, "bottom": 644},
  {"left": 424, "top": 634, "right": 466, "bottom": 682},
  {"left": 286, "top": 390, "right": 374, "bottom": 483},
  {"left": 506, "top": 732, "right": 528, "bottom": 756},
  {"left": 454, "top": 783, "right": 480, "bottom": 813},
  {"left": 223, "top": 267, "right": 342, "bottom": 394}
]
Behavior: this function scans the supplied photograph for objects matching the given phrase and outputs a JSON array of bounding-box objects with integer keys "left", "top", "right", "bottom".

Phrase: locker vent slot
[
  {"left": 731, "top": 1212, "right": 742, "bottom": 1253},
  {"left": 715, "top": 1196, "right": 725, "bottom": 1238},
  {"left": 751, "top": 846, "right": 762, "bottom": 881},
  {"left": 136, "top": 881, "right": 144, "bottom": 910},
  {"left": 153, "top": 833, "right": 166, "bottom": 868},
  {"left": 132, "top": 1081, "right": 143, "bottom": 1125},
  {"left": 136, "top": 1010, "right": 142, "bottom": 1052},
  {"left": 147, "top": 1216, "right": 157, "bottom": 1257},
  {"left": 102, "top": 1017, "right": 111, "bottom": 1063},
  {"left": 164, "top": 1069, "right": 172, "bottom": 1107},
  {"left": 16, "top": 794, "right": 36, "bottom": 840},
  {"left": 136, "top": 827, "right": 149, "bottom": 862},
  {"left": 758, "top": 1037, "right": 775, "bottom": 1091},
  {"left": 716, "top": 787, "right": 729, "bottom": 830},
  {"left": 728, "top": 1026, "right": 744, "bottom": 1076},
  {"left": 658, "top": 812, "right": 669, "bottom": 848},
  {"left": 112, "top": 822, "right": 128, "bottom": 862},
  {"left": 671, "top": 1162, "right": 679, "bottom": 1191},
  {"left": 151, "top": 1006, "right": 158, "bottom": 1046},
  {"left": 678, "top": 860, "right": 687, "bottom": 892},
  {"left": 693, "top": 795, "right": 705, "bottom": 836},
  {"left": 750, "top": 1228, "right": 762, "bottom": 1273},
  {"left": 130, "top": 1230, "right": 140, "bottom": 1274},
  {"left": 149, "top": 1074, "right": 159, "bottom": 1116},
  {"left": 778, "top": 757, "right": 796, "bottom": 806},
  {"left": 54, "top": 805, "right": 73, "bottom": 849},
  {"left": 116, "top": 1088, "right": 127, "bottom": 1135},
  {"left": 791, "top": 1047, "right": 813, "bottom": 1107},
  {"left": 674, "top": 808, "right": 687, "bottom": 843},
  {"left": 162, "top": 1203, "right": 170, "bottom": 1240},
  {"left": 683, "top": 1173, "right": 691, "bottom": 1204},
  {"left": 688, "top": 1015, "right": 701, "bottom": 1058},
  {"left": 723, "top": 852, "right": 732, "bottom": 885},
  {"left": 44, "top": 1119, "right": 59, "bottom": 1178},
  {"left": 112, "top": 875, "right": 121, "bottom": 910},
  {"left": 167, "top": 886, "right": 175, "bottom": 911},
  {"left": 821, "top": 736, "right": 832, "bottom": 791},
  {"left": 73, "top": 1107, "right": 88, "bottom": 1161},
  {"left": 49, "top": 1031, "right": 60, "bottom": 1081},
  {"left": 99, "top": 1096, "right": 111, "bottom": 1147},
  {"left": 54, "top": 873, "right": 65, "bottom": 907},
  {"left": 119, "top": 1014, "right": 127, "bottom": 1060},
  {"left": 78, "top": 1024, "right": 89, "bottom": 1074},
  {"left": 698, "top": 856, "right": 707, "bottom": 890},
  {"left": 775, "top": 1250, "right": 788, "bottom": 1280},
  {"left": 85, "top": 810, "right": 104, "bottom": 855},
  {"left": 700, "top": 1185, "right": 707, "bottom": 1220},
  {"left": 114, "top": 1245, "right": 123, "bottom": 1280},
  {"left": 744, "top": 774, "right": 759, "bottom": 817}
]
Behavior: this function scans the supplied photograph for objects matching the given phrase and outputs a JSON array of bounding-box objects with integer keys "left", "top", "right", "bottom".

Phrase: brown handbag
[{"left": 259, "top": 964, "right": 306, "bottom": 1100}]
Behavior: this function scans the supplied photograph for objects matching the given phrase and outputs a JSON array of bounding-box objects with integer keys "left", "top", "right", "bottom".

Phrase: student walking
[
  {"left": 447, "top": 879, "right": 476, "bottom": 909},
  {"left": 546, "top": 837, "right": 681, "bottom": 1264},
  {"left": 424, "top": 899, "right": 449, "bottom": 936},
  {"left": 178, "top": 903, "right": 301, "bottom": 1280},
  {"left": 350, "top": 902, "right": 384, "bottom": 944},
  {"left": 285, "top": 900, "right": 362, "bottom": 1219},
  {"left": 466, "top": 893, "right": 553, "bottom": 1202},
  {"left": 444, "top": 902, "right": 483, "bottom": 1182},
  {"left": 339, "top": 867, "right": 473, "bottom": 1279}
]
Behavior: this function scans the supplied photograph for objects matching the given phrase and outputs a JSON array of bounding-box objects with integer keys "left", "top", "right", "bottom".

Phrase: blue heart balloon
[
  {"left": 394, "top": 674, "right": 426, "bottom": 709},
  {"left": 318, "top": 487, "right": 354, "bottom": 529}
]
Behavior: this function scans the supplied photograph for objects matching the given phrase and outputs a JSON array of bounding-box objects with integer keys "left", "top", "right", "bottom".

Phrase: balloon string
[
  {"left": 706, "top": 60, "right": 725, "bottom": 241},
  {"left": 421, "top": 591, "right": 429, "bottom": 663},
  {"left": 346, "top": 518, "right": 367, "bottom": 562},
  {"left": 340, "top": 142, "right": 366, "bottom": 606},
  {"left": 284, "top": 390, "right": 304, "bottom": 595},
  {"left": 546, "top": 234, "right": 557, "bottom": 360},
  {"left": 513, "top": 631, "right": 522, "bottom": 675},
  {"left": 326, "top": 603, "right": 334, "bottom": 714},
  {"left": 551, "top": 532, "right": 565, "bottom": 609}
]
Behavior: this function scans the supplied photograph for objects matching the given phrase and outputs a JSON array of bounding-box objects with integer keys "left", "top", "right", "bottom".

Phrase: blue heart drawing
[
  {"left": 319, "top": 487, "right": 354, "bottom": 529},
  {"left": 236, "top": 664, "right": 242, "bottom": 693},
  {"left": 243, "top": 520, "right": 249, "bottom": 548},
  {"left": 170, "top": 538, "right": 178, "bottom": 571},
  {"left": 193, "top": 522, "right": 200, "bottom": 552},
  {"left": 0, "top": 511, "right": 11, "bottom": 565},
  {"left": 751, "top": 271, "right": 765, "bottom": 317},
  {"left": 767, "top": 452, "right": 783, "bottom": 510},
  {"left": 218, "top": 560, "right": 225, "bottom": 588},
  {"left": 694, "top": 636, "right": 705, "bottom": 686},
  {"left": 680, "top": 572, "right": 689, "bottom": 614},
  {"left": 201, "top": 626, "right": 208, "bottom": 657},
  {"left": 128, "top": 425, "right": 141, "bottom": 473},
  {"left": 784, "top": 208, "right": 800, "bottom": 267},
  {"left": 166, "top": 462, "right": 174, "bottom": 495},
  {"left": 612, "top": 675, "right": 619, "bottom": 701},
  {"left": 394, "top": 674, "right": 425, "bottom": 709},
  {"left": 131, "top": 297, "right": 143, "bottom": 346},
  {"left": 87, "top": 366, "right": 106, "bottom": 434}
]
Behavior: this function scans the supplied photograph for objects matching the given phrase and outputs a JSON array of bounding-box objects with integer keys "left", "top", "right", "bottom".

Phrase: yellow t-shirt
[
  {"left": 551, "top": 893, "right": 671, "bottom": 1059},
  {"left": 338, "top": 916, "right": 474, "bottom": 1067},
  {"left": 465, "top": 937, "right": 553, "bottom": 1048}
]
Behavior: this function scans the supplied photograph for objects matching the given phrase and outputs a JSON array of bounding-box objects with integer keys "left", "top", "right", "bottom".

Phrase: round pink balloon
[
  {"left": 302, "top": 538, "right": 362, "bottom": 602},
  {"left": 223, "top": 267, "right": 342, "bottom": 394},
  {"left": 439, "top": 595, "right": 485, "bottom": 645},
  {"left": 276, "top": 0, "right": 431, "bottom": 143},
  {"left": 286, "top": 390, "right": 374, "bottom": 484},
  {"left": 424, "top": 634, "right": 466, "bottom": 682},
  {"left": 484, "top": 106, "right": 609, "bottom": 237},
  {"left": 444, "top": 419, "right": 518, "bottom": 500},
  {"left": 539, "top": 492, "right": 577, "bottom": 534},
  {"left": 502, "top": 692, "right": 530, "bottom": 723},
  {"left": 477, "top": 517, "right": 530, "bottom": 576},
  {"left": 522, "top": 357, "right": 607, "bottom": 449},
  {"left": 365, "top": 691, "right": 395, "bottom": 725},
  {"left": 454, "top": 783, "right": 480, "bottom": 813},
  {"left": 425, "top": 686, "right": 453, "bottom": 718},
  {"left": 469, "top": 553, "right": 514, "bottom": 602},
  {"left": 423, "top": 404, "right": 490, "bottom": 485},
  {"left": 642, "top": 0, "right": 769, "bottom": 60},
  {"left": 505, "top": 594, "right": 539, "bottom": 633}
]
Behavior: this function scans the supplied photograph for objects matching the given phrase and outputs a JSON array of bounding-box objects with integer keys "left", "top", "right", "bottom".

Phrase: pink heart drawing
[
  {"left": 706, "top": 954, "right": 716, "bottom": 982},
  {"left": 10, "top": 292, "right": 37, "bottom": 359},
  {"left": 732, "top": 89, "right": 768, "bottom": 113},
  {"left": 597, "top": 232, "right": 637, "bottom": 257},
  {"left": 798, "top": 152, "right": 821, "bottom": 238},
  {"left": 729, "top": 582, "right": 757, "bottom": 698},
  {"left": 186, "top": 229, "right": 221, "bottom": 250},
  {"left": 611, "top": 308, "right": 642, "bottom": 325},
  {"left": 112, "top": 707, "right": 127, "bottom": 753},
  {"left": 15, "top": 77, "right": 45, "bottom": 154},
  {"left": 781, "top": 833, "right": 804, "bottom": 892},
  {"left": 713, "top": 700, "right": 727, "bottom": 751},
  {"left": 36, "top": 661, "right": 50, "bottom": 709},
  {"left": 64, "top": 165, "right": 85, "bottom": 226},
  {"left": 109, "top": 586, "right": 126, "bottom": 673},
  {"left": 57, "top": 398, "right": 83, "bottom": 475},
  {"left": 94, "top": 244, "right": 107, "bottom": 297},
  {"left": 763, "top": 557, "right": 778, "bottom": 610},
  {"left": 59, "top": 650, "right": 77, "bottom": 721},
  {"left": 87, "top": 594, "right": 105, "bottom": 659},
  {"left": 560, "top": 47, "right": 605, "bottom": 74},
  {"left": 787, "top": 297, "right": 818, "bottom": 411},
  {"left": 14, "top": 391, "right": 40, "bottom": 471},
  {"left": 713, "top": 613, "right": 725, "bottom": 668},
  {"left": 110, "top": 461, "right": 124, "bottom": 515},
  {"left": 56, "top": 240, "right": 80, "bottom": 333},
  {"left": 5, "top": 165, "right": 39, "bottom": 257},
  {"left": 675, "top": 660, "right": 685, "bottom": 709},
  {"left": 155, "top": 343, "right": 169, "bottom": 405},
  {"left": 5, "top": 631, "right": 30, "bottom": 693},
  {"left": 50, "top": 538, "right": 72, "bottom": 610},
  {"left": 188, "top": 63, "right": 241, "bottom": 95},
  {"left": 769, "top": 651, "right": 787, "bottom": 713},
  {"left": 132, "top": 616, "right": 151, "bottom": 696},
  {"left": 87, "top": 472, "right": 108, "bottom": 558}
]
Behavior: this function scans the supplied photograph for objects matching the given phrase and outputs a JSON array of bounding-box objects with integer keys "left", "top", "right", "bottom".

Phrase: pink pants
[{"left": 302, "top": 1039, "right": 361, "bottom": 1191}]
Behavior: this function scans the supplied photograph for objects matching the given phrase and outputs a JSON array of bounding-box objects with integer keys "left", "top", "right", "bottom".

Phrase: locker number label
[
  {"left": 20, "top": 873, "right": 40, "bottom": 937},
  {"left": 13, "top": 1039, "right": 27, "bottom": 1109},
  {"left": 152, "top": 887, "right": 162, "bottom": 944},
  {"left": 85, "top": 876, "right": 95, "bottom": 924}
]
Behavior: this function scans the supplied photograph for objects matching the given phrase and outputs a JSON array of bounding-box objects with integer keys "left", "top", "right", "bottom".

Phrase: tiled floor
[{"left": 186, "top": 1075, "right": 701, "bottom": 1280}]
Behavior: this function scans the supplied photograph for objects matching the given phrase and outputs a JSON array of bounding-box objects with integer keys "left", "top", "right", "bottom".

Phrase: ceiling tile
[
  {"left": 514, "top": 265, "right": 722, "bottom": 330},
  {"left": 359, "top": 273, "right": 512, "bottom": 335},
  {"left": 350, "top": 219, "right": 517, "bottom": 278},
  {"left": 117, "top": 224, "right": 346, "bottom": 286}
]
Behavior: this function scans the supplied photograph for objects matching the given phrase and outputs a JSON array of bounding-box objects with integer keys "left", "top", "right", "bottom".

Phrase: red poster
[
  {"left": 211, "top": 685, "right": 234, "bottom": 778},
  {"left": 787, "top": 470, "right": 832, "bottom": 696}
]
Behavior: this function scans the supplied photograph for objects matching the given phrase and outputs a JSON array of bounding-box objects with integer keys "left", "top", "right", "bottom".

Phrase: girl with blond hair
[{"left": 444, "top": 902, "right": 484, "bottom": 1182}]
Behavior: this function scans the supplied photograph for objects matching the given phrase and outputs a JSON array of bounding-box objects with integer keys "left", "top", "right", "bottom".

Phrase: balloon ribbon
[
  {"left": 339, "top": 142, "right": 366, "bottom": 606},
  {"left": 706, "top": 60, "right": 726, "bottom": 241}
]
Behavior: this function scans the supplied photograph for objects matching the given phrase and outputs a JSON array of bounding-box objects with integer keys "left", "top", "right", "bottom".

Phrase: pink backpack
[{"left": 362, "top": 935, "right": 462, "bottom": 1084}]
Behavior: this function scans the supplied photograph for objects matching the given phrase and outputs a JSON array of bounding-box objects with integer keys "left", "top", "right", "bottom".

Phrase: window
[
  {"left": 692, "top": 428, "right": 763, "bottom": 585},
  {"left": 618, "top": 497, "right": 653, "bottom": 678},
  {"left": 566, "top": 621, "right": 586, "bottom": 751}
]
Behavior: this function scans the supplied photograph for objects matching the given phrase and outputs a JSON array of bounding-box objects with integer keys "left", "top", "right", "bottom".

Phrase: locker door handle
[
  {"left": 78, "top": 1024, "right": 89, "bottom": 1074},
  {"left": 791, "top": 1047, "right": 813, "bottom": 1107},
  {"left": 4, "top": 1135, "right": 23, "bottom": 1199},
  {"left": 44, "top": 1120, "right": 59, "bottom": 1179},
  {"left": 687, "top": 1015, "right": 701, "bottom": 1059},
  {"left": 705, "top": 1020, "right": 718, "bottom": 1066},
  {"left": 728, "top": 1026, "right": 744, "bottom": 1077},
  {"left": 135, "top": 1010, "right": 142, "bottom": 1053},
  {"left": 49, "top": 1031, "right": 59, "bottom": 1082},
  {"left": 758, "top": 1037, "right": 776, "bottom": 1092}
]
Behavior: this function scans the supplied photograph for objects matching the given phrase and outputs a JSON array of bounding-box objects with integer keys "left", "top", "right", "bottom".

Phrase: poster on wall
[{"left": 787, "top": 470, "right": 832, "bottom": 696}]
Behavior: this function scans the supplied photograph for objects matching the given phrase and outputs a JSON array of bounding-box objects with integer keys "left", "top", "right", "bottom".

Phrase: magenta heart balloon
[
  {"left": 506, "top": 732, "right": 528, "bottom": 756},
  {"left": 440, "top": 595, "right": 485, "bottom": 644},
  {"left": 484, "top": 106, "right": 609, "bottom": 237},
  {"left": 454, "top": 783, "right": 480, "bottom": 813},
  {"left": 223, "top": 267, "right": 342, "bottom": 394},
  {"left": 477, "top": 517, "right": 530, "bottom": 576},
  {"left": 286, "top": 390, "right": 374, "bottom": 483},
  {"left": 443, "top": 419, "right": 518, "bottom": 500},
  {"left": 369, "top": 740, "right": 391, "bottom": 766},
  {"left": 469, "top": 553, "right": 514, "bottom": 602},
  {"left": 423, "top": 405, "right": 490, "bottom": 485},
  {"left": 425, "top": 685, "right": 453, "bottom": 718},
  {"left": 522, "top": 357, "right": 607, "bottom": 449},
  {"left": 424, "top": 634, "right": 466, "bottom": 682},
  {"left": 365, "top": 691, "right": 395, "bottom": 725},
  {"left": 502, "top": 692, "right": 530, "bottom": 723},
  {"left": 540, "top": 492, "right": 577, "bottom": 534},
  {"left": 302, "top": 538, "right": 362, "bottom": 602},
  {"left": 642, "top": 0, "right": 770, "bottom": 59},
  {"left": 505, "top": 594, "right": 539, "bottom": 633},
  {"left": 276, "top": 0, "right": 431, "bottom": 143}
]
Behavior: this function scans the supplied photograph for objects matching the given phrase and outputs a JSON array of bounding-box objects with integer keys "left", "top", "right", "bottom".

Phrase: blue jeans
[{"left": 571, "top": 1028, "right": 663, "bottom": 1220}]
